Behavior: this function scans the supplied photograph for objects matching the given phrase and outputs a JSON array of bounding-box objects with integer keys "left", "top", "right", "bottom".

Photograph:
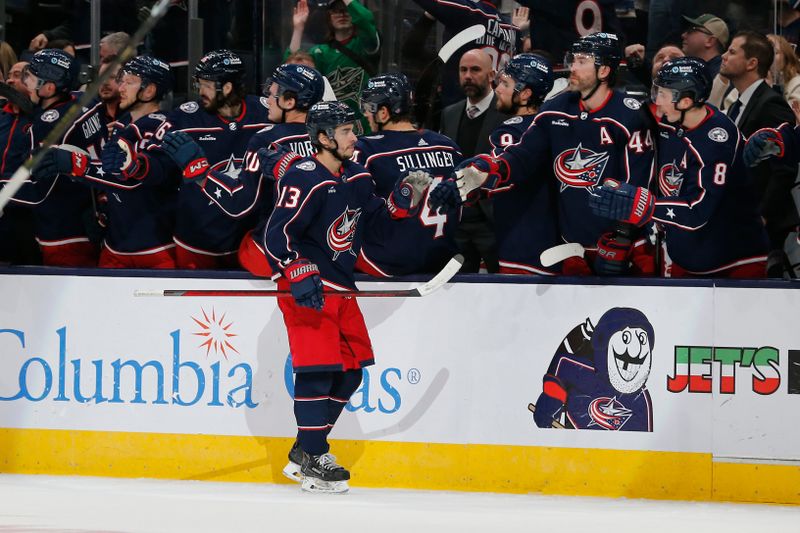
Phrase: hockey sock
[
  {"left": 326, "top": 369, "right": 363, "bottom": 435},
  {"left": 294, "top": 371, "right": 335, "bottom": 455}
]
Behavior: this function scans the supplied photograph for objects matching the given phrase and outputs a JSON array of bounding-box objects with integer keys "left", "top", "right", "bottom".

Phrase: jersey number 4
[{"left": 419, "top": 177, "right": 448, "bottom": 238}]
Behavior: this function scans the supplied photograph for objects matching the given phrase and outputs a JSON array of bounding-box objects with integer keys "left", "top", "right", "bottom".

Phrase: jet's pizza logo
[
  {"left": 192, "top": 307, "right": 239, "bottom": 359},
  {"left": 327, "top": 205, "right": 362, "bottom": 260},
  {"left": 667, "top": 346, "right": 781, "bottom": 395},
  {"left": 528, "top": 308, "right": 655, "bottom": 432},
  {"left": 553, "top": 143, "right": 610, "bottom": 192}
]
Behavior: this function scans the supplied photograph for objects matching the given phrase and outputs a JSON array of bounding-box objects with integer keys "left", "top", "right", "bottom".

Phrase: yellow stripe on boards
[{"left": 0, "top": 428, "right": 797, "bottom": 505}]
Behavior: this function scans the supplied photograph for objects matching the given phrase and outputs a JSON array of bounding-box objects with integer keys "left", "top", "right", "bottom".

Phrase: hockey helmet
[
  {"left": 193, "top": 49, "right": 246, "bottom": 88},
  {"left": 501, "top": 54, "right": 554, "bottom": 100},
  {"left": 265, "top": 63, "right": 324, "bottom": 110},
  {"left": 119, "top": 55, "right": 173, "bottom": 99},
  {"left": 653, "top": 56, "right": 712, "bottom": 105},
  {"left": 567, "top": 32, "right": 623, "bottom": 71},
  {"left": 360, "top": 73, "right": 412, "bottom": 116},
  {"left": 307, "top": 101, "right": 357, "bottom": 147},
  {"left": 26, "top": 48, "right": 79, "bottom": 92}
]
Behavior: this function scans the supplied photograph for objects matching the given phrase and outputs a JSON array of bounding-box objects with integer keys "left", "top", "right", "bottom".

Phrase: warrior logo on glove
[
  {"left": 553, "top": 143, "right": 611, "bottom": 191},
  {"left": 529, "top": 307, "right": 655, "bottom": 432},
  {"left": 327, "top": 206, "right": 362, "bottom": 260}
]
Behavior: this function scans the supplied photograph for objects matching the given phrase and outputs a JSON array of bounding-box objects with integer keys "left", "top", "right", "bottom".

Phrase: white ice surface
[{"left": 0, "top": 474, "right": 798, "bottom": 533}]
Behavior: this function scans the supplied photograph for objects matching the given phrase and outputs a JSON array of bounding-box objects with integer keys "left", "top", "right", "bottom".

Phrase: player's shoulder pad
[
  {"left": 342, "top": 159, "right": 370, "bottom": 177},
  {"left": 420, "top": 129, "right": 460, "bottom": 150},
  {"left": 539, "top": 91, "right": 577, "bottom": 113},
  {"left": 702, "top": 108, "right": 740, "bottom": 145}
]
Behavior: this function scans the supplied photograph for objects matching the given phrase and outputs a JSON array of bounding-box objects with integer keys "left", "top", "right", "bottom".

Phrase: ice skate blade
[
  {"left": 301, "top": 477, "right": 349, "bottom": 494},
  {"left": 282, "top": 462, "right": 303, "bottom": 483}
]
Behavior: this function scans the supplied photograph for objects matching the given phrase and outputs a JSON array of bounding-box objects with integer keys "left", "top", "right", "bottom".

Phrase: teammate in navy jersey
[
  {"left": 590, "top": 57, "right": 768, "bottom": 278},
  {"left": 265, "top": 101, "right": 428, "bottom": 493},
  {"left": 488, "top": 53, "right": 560, "bottom": 275},
  {"left": 430, "top": 33, "right": 657, "bottom": 276},
  {"left": 135, "top": 49, "right": 270, "bottom": 269},
  {"left": 33, "top": 56, "right": 179, "bottom": 269},
  {"left": 352, "top": 72, "right": 462, "bottom": 276},
  {"left": 10, "top": 49, "right": 105, "bottom": 267},
  {"left": 411, "top": 0, "right": 517, "bottom": 106},
  {"left": 202, "top": 63, "right": 325, "bottom": 277}
]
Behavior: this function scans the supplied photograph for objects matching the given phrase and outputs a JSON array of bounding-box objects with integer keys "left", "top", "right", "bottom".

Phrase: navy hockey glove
[
  {"left": 101, "top": 137, "right": 147, "bottom": 179},
  {"left": 593, "top": 231, "right": 633, "bottom": 275},
  {"left": 32, "top": 147, "right": 89, "bottom": 180},
  {"left": 161, "top": 130, "right": 209, "bottom": 183},
  {"left": 257, "top": 145, "right": 302, "bottom": 181},
  {"left": 387, "top": 169, "right": 433, "bottom": 218},
  {"left": 744, "top": 128, "right": 784, "bottom": 167},
  {"left": 284, "top": 259, "right": 325, "bottom": 311},
  {"left": 454, "top": 155, "right": 508, "bottom": 203},
  {"left": 532, "top": 374, "right": 567, "bottom": 429},
  {"left": 589, "top": 179, "right": 654, "bottom": 227},
  {"left": 427, "top": 177, "right": 461, "bottom": 213}
]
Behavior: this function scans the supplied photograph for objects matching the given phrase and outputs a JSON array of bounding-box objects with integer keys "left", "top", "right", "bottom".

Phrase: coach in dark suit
[
  {"left": 440, "top": 49, "right": 509, "bottom": 272},
  {"left": 722, "top": 30, "right": 798, "bottom": 276}
]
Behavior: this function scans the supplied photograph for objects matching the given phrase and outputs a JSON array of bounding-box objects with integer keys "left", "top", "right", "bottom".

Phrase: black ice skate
[
  {"left": 300, "top": 451, "right": 350, "bottom": 494},
  {"left": 282, "top": 440, "right": 304, "bottom": 483}
]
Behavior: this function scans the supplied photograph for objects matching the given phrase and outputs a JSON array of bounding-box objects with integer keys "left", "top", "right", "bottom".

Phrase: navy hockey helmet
[
  {"left": 360, "top": 73, "right": 412, "bottom": 116},
  {"left": 653, "top": 56, "right": 712, "bottom": 105},
  {"left": 193, "top": 49, "right": 245, "bottom": 88},
  {"left": 307, "top": 101, "right": 357, "bottom": 147},
  {"left": 567, "top": 32, "right": 623, "bottom": 71},
  {"left": 265, "top": 63, "right": 324, "bottom": 110},
  {"left": 119, "top": 55, "right": 173, "bottom": 100},
  {"left": 501, "top": 54, "right": 554, "bottom": 101},
  {"left": 26, "top": 48, "right": 79, "bottom": 92}
]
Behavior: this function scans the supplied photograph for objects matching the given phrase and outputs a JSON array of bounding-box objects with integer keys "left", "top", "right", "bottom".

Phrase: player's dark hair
[{"left": 735, "top": 30, "right": 774, "bottom": 79}]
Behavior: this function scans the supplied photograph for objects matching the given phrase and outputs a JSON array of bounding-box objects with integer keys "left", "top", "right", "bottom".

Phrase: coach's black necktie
[{"left": 728, "top": 99, "right": 743, "bottom": 123}]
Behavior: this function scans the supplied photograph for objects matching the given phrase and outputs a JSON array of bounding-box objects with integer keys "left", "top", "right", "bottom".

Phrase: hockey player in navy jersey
[
  {"left": 202, "top": 63, "right": 325, "bottom": 277},
  {"left": 135, "top": 49, "right": 270, "bottom": 269},
  {"left": 352, "top": 72, "right": 462, "bottom": 276},
  {"left": 33, "top": 56, "right": 179, "bottom": 268},
  {"left": 265, "top": 101, "right": 429, "bottom": 493},
  {"left": 590, "top": 57, "right": 768, "bottom": 277},
  {"left": 488, "top": 53, "right": 559, "bottom": 275},
  {"left": 10, "top": 49, "right": 106, "bottom": 266},
  {"left": 429, "top": 33, "right": 657, "bottom": 276}
]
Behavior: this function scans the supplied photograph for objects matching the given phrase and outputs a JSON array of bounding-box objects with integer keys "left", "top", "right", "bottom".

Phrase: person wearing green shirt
[{"left": 287, "top": 0, "right": 380, "bottom": 134}]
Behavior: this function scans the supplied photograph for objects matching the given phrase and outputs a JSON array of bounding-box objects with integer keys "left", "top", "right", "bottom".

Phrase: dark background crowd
[{"left": 1, "top": 0, "right": 799, "bottom": 277}]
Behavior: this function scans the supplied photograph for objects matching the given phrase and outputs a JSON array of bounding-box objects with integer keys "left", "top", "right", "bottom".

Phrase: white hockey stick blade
[
  {"left": 438, "top": 25, "right": 486, "bottom": 63},
  {"left": 412, "top": 253, "right": 464, "bottom": 296},
  {"left": 540, "top": 243, "right": 585, "bottom": 267}
]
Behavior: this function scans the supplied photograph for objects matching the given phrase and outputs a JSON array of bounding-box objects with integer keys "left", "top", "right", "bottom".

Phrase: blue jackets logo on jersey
[
  {"left": 327, "top": 205, "right": 362, "bottom": 260},
  {"left": 553, "top": 143, "right": 610, "bottom": 191},
  {"left": 658, "top": 161, "right": 684, "bottom": 197},
  {"left": 587, "top": 396, "right": 633, "bottom": 430}
]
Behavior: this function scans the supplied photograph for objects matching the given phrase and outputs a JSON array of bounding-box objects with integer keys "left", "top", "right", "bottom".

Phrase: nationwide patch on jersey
[
  {"left": 708, "top": 127, "right": 729, "bottom": 142},
  {"left": 296, "top": 161, "right": 316, "bottom": 171},
  {"left": 179, "top": 101, "right": 199, "bottom": 113},
  {"left": 623, "top": 98, "right": 642, "bottom": 110},
  {"left": 504, "top": 116, "right": 524, "bottom": 125},
  {"left": 41, "top": 109, "right": 60, "bottom": 123}
]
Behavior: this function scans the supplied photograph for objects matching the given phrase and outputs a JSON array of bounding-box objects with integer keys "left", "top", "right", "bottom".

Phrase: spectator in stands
[
  {"left": 439, "top": 49, "right": 507, "bottom": 274},
  {"left": 779, "top": 0, "right": 800, "bottom": 47},
  {"left": 27, "top": 0, "right": 137, "bottom": 53},
  {"left": 721, "top": 30, "right": 798, "bottom": 277},
  {"left": 5, "top": 61, "right": 29, "bottom": 95},
  {"left": 0, "top": 42, "right": 18, "bottom": 82},
  {"left": 625, "top": 42, "right": 684, "bottom": 88},
  {"left": 767, "top": 34, "right": 800, "bottom": 104},
  {"left": 97, "top": 60, "right": 122, "bottom": 131},
  {"left": 47, "top": 39, "right": 77, "bottom": 58},
  {"left": 99, "top": 32, "right": 129, "bottom": 64},
  {"left": 288, "top": 0, "right": 380, "bottom": 134},
  {"left": 681, "top": 13, "right": 728, "bottom": 79}
]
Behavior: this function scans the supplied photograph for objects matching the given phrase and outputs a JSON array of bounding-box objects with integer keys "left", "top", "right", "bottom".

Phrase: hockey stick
[
  {"left": 527, "top": 402, "right": 566, "bottom": 430},
  {"left": 0, "top": 0, "right": 172, "bottom": 216},
  {"left": 414, "top": 24, "right": 486, "bottom": 126},
  {"left": 135, "top": 254, "right": 464, "bottom": 298},
  {"left": 539, "top": 243, "right": 585, "bottom": 268}
]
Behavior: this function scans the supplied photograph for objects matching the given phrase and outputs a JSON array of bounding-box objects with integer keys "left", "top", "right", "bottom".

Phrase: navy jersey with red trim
[
  {"left": 499, "top": 90, "right": 656, "bottom": 246},
  {"left": 411, "top": 0, "right": 516, "bottom": 105},
  {"left": 263, "top": 157, "right": 389, "bottom": 290},
  {"left": 489, "top": 115, "right": 560, "bottom": 274},
  {"left": 0, "top": 105, "right": 33, "bottom": 178},
  {"left": 204, "top": 122, "right": 314, "bottom": 221},
  {"left": 651, "top": 107, "right": 768, "bottom": 272},
  {"left": 352, "top": 129, "right": 462, "bottom": 275},
  {"left": 6, "top": 97, "right": 106, "bottom": 244},
  {"left": 75, "top": 113, "right": 178, "bottom": 254},
  {"left": 517, "top": 0, "right": 621, "bottom": 60},
  {"left": 146, "top": 95, "right": 270, "bottom": 254}
]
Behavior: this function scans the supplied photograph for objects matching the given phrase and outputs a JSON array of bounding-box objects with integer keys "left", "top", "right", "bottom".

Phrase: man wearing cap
[{"left": 681, "top": 13, "right": 729, "bottom": 79}]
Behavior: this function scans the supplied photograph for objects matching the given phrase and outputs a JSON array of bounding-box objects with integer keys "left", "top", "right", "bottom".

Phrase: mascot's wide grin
[{"left": 607, "top": 327, "right": 652, "bottom": 394}]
